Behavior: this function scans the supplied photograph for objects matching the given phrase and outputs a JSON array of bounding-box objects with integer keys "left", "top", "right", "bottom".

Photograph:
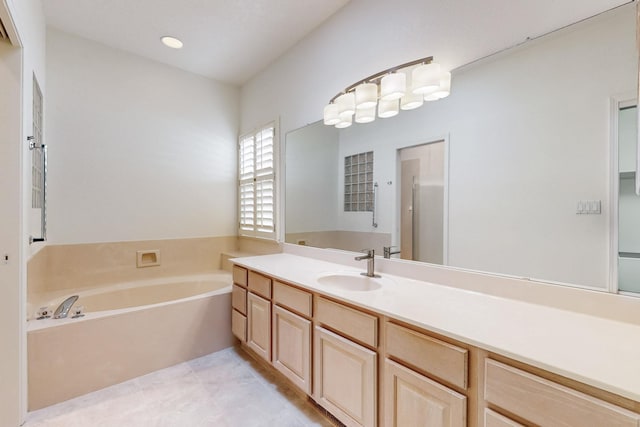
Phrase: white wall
[
  {"left": 46, "top": 29, "right": 240, "bottom": 244},
  {"left": 249, "top": 4, "right": 636, "bottom": 289},
  {"left": 285, "top": 122, "right": 339, "bottom": 233},
  {"left": 0, "top": 0, "right": 47, "bottom": 424}
]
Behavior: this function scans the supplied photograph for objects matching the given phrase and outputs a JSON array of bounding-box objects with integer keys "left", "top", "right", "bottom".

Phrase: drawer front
[
  {"left": 485, "top": 359, "right": 640, "bottom": 427},
  {"left": 231, "top": 309, "right": 246, "bottom": 342},
  {"left": 315, "top": 296, "right": 377, "bottom": 348},
  {"left": 273, "top": 281, "right": 312, "bottom": 317},
  {"left": 232, "top": 265, "right": 248, "bottom": 287},
  {"left": 386, "top": 322, "right": 468, "bottom": 389},
  {"left": 248, "top": 271, "right": 272, "bottom": 299},
  {"left": 484, "top": 409, "right": 524, "bottom": 427},
  {"left": 231, "top": 284, "right": 247, "bottom": 315}
]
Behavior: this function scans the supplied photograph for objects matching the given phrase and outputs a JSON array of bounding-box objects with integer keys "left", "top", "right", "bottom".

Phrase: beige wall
[{"left": 286, "top": 231, "right": 391, "bottom": 256}]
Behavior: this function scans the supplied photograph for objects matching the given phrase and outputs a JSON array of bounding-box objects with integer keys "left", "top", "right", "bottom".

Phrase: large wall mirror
[{"left": 285, "top": 4, "right": 638, "bottom": 291}]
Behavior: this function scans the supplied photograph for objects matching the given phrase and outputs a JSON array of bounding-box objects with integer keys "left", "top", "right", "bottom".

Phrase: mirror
[{"left": 285, "top": 5, "right": 637, "bottom": 290}]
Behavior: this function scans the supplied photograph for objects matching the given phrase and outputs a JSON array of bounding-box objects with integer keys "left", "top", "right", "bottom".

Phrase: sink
[{"left": 316, "top": 271, "right": 391, "bottom": 292}]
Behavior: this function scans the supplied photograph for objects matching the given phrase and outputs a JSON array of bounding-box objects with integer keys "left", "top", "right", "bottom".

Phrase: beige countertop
[{"left": 232, "top": 250, "right": 640, "bottom": 403}]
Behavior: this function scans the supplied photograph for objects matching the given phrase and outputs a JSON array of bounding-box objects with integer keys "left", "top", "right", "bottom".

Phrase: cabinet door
[
  {"left": 314, "top": 326, "right": 376, "bottom": 427},
  {"left": 247, "top": 292, "right": 271, "bottom": 361},
  {"left": 384, "top": 359, "right": 466, "bottom": 427},
  {"left": 272, "top": 305, "right": 311, "bottom": 394},
  {"left": 231, "top": 309, "right": 246, "bottom": 342}
]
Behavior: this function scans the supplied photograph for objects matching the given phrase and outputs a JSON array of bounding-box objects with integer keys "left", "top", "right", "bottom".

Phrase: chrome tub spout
[{"left": 54, "top": 295, "right": 79, "bottom": 319}]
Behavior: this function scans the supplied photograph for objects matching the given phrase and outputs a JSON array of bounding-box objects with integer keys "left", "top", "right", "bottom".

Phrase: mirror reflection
[{"left": 285, "top": 5, "right": 637, "bottom": 291}]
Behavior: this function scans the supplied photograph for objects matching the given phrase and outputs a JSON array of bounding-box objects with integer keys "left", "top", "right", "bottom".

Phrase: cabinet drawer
[
  {"left": 231, "top": 284, "right": 247, "bottom": 315},
  {"left": 386, "top": 322, "right": 468, "bottom": 389},
  {"left": 484, "top": 409, "right": 523, "bottom": 427},
  {"left": 315, "top": 296, "right": 378, "bottom": 348},
  {"left": 248, "top": 271, "right": 272, "bottom": 299},
  {"left": 273, "top": 281, "right": 312, "bottom": 317},
  {"left": 232, "top": 265, "right": 248, "bottom": 287},
  {"left": 231, "top": 309, "right": 246, "bottom": 342},
  {"left": 485, "top": 359, "right": 640, "bottom": 427}
]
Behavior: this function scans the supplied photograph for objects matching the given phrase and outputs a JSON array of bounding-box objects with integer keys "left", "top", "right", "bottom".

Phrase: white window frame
[{"left": 238, "top": 121, "right": 278, "bottom": 240}]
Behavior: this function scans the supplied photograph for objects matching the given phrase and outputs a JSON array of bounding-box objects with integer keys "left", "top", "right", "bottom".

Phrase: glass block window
[
  {"left": 32, "top": 76, "right": 44, "bottom": 209},
  {"left": 344, "top": 151, "right": 374, "bottom": 212}
]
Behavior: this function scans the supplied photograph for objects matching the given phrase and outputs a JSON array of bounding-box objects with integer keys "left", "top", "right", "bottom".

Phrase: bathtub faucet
[{"left": 54, "top": 295, "right": 79, "bottom": 319}]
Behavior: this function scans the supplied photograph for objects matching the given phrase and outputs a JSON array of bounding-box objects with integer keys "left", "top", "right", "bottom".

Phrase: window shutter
[{"left": 238, "top": 124, "right": 276, "bottom": 239}]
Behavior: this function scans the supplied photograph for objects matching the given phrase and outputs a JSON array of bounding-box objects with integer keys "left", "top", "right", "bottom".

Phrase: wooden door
[
  {"left": 247, "top": 292, "right": 271, "bottom": 361},
  {"left": 314, "top": 326, "right": 377, "bottom": 427},
  {"left": 384, "top": 359, "right": 466, "bottom": 427},
  {"left": 272, "top": 305, "right": 311, "bottom": 394}
]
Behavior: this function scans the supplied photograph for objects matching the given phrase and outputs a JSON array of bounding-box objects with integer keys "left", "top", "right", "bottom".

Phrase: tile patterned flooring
[{"left": 24, "top": 346, "right": 335, "bottom": 427}]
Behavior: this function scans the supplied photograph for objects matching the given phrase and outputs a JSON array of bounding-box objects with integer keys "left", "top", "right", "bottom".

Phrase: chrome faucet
[
  {"left": 53, "top": 295, "right": 79, "bottom": 319},
  {"left": 383, "top": 246, "right": 401, "bottom": 259},
  {"left": 355, "top": 249, "right": 380, "bottom": 278}
]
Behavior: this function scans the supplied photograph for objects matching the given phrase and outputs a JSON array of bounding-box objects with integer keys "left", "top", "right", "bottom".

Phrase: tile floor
[{"left": 24, "top": 346, "right": 336, "bottom": 427}]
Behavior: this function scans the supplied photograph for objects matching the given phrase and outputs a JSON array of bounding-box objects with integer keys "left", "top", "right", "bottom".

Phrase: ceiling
[{"left": 42, "top": 0, "right": 633, "bottom": 86}]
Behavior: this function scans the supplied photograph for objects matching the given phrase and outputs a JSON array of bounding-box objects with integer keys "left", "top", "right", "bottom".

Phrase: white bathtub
[{"left": 27, "top": 272, "right": 235, "bottom": 410}]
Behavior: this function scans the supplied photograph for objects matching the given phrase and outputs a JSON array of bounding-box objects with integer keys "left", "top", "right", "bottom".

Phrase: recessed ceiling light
[{"left": 161, "top": 36, "right": 183, "bottom": 49}]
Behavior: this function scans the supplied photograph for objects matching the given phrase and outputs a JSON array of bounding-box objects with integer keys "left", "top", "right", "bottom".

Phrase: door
[
  {"left": 314, "top": 326, "right": 377, "bottom": 427},
  {"left": 617, "top": 104, "right": 640, "bottom": 294},
  {"left": 384, "top": 359, "right": 466, "bottom": 427},
  {"left": 272, "top": 305, "right": 311, "bottom": 394},
  {"left": 398, "top": 141, "right": 445, "bottom": 263},
  {"left": 247, "top": 292, "right": 271, "bottom": 361}
]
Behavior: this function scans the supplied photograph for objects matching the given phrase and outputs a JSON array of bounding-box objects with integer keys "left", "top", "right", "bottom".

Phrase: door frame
[
  {"left": 609, "top": 95, "right": 637, "bottom": 294},
  {"left": 395, "top": 135, "right": 450, "bottom": 265}
]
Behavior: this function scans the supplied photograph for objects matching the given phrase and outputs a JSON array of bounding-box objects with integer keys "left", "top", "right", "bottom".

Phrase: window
[
  {"left": 238, "top": 123, "right": 277, "bottom": 239},
  {"left": 344, "top": 151, "right": 374, "bottom": 212}
]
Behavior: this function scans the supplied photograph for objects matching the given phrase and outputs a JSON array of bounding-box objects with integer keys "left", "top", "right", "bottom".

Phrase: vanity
[{"left": 230, "top": 246, "right": 640, "bottom": 427}]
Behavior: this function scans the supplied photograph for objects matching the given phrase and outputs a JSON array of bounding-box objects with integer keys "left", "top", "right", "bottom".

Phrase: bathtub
[{"left": 27, "top": 272, "right": 235, "bottom": 410}]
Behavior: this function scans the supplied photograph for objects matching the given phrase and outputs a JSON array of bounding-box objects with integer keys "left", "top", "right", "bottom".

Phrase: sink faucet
[
  {"left": 383, "top": 246, "right": 401, "bottom": 259},
  {"left": 53, "top": 295, "right": 79, "bottom": 319},
  {"left": 355, "top": 249, "right": 380, "bottom": 278}
]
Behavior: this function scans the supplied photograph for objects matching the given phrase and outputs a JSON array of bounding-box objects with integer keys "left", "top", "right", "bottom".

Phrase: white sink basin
[{"left": 316, "top": 271, "right": 391, "bottom": 292}]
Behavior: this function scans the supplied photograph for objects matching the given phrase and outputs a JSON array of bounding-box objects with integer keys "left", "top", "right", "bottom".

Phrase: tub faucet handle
[{"left": 54, "top": 295, "right": 79, "bottom": 319}]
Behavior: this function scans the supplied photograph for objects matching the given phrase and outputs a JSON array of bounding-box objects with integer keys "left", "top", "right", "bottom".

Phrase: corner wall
[{"left": 46, "top": 29, "right": 240, "bottom": 244}]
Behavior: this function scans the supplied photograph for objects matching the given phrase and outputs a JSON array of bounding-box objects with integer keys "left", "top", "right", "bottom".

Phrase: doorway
[{"left": 398, "top": 141, "right": 446, "bottom": 263}]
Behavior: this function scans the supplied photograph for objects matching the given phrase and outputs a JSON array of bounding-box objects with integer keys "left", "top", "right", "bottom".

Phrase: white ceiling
[
  {"left": 41, "top": 0, "right": 350, "bottom": 85},
  {"left": 41, "top": 0, "right": 633, "bottom": 86}
]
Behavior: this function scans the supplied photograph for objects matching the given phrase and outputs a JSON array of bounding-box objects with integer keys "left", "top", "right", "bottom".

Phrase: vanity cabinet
[
  {"left": 272, "top": 281, "right": 312, "bottom": 394},
  {"left": 484, "top": 359, "right": 640, "bottom": 427},
  {"left": 231, "top": 264, "right": 640, "bottom": 427},
  {"left": 384, "top": 322, "right": 468, "bottom": 427}
]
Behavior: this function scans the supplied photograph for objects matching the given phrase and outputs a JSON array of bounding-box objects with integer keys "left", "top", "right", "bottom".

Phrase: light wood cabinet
[
  {"left": 316, "top": 296, "right": 378, "bottom": 348},
  {"left": 247, "top": 292, "right": 271, "bottom": 361},
  {"left": 231, "top": 284, "right": 247, "bottom": 315},
  {"left": 484, "top": 359, "right": 640, "bottom": 427},
  {"left": 231, "top": 308, "right": 246, "bottom": 342},
  {"left": 484, "top": 409, "right": 524, "bottom": 427},
  {"left": 314, "top": 326, "right": 377, "bottom": 427},
  {"left": 232, "top": 265, "right": 248, "bottom": 287},
  {"left": 384, "top": 358, "right": 466, "bottom": 427},
  {"left": 272, "top": 305, "right": 311, "bottom": 394}
]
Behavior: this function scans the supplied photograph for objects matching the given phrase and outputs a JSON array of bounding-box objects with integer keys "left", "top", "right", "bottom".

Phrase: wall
[
  {"left": 0, "top": 35, "right": 24, "bottom": 427},
  {"left": 46, "top": 29, "right": 240, "bottom": 244},
  {"left": 251, "top": 5, "right": 636, "bottom": 289},
  {"left": 0, "top": 0, "right": 47, "bottom": 424}
]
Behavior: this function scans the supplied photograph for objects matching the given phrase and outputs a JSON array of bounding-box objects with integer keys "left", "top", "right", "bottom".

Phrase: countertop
[{"left": 232, "top": 252, "right": 640, "bottom": 402}]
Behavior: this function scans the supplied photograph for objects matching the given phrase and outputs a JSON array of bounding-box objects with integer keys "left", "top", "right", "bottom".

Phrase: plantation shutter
[{"left": 238, "top": 124, "right": 276, "bottom": 239}]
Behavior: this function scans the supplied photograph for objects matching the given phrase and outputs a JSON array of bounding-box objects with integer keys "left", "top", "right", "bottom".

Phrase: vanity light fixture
[
  {"left": 161, "top": 36, "right": 183, "bottom": 49},
  {"left": 323, "top": 56, "right": 452, "bottom": 128}
]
